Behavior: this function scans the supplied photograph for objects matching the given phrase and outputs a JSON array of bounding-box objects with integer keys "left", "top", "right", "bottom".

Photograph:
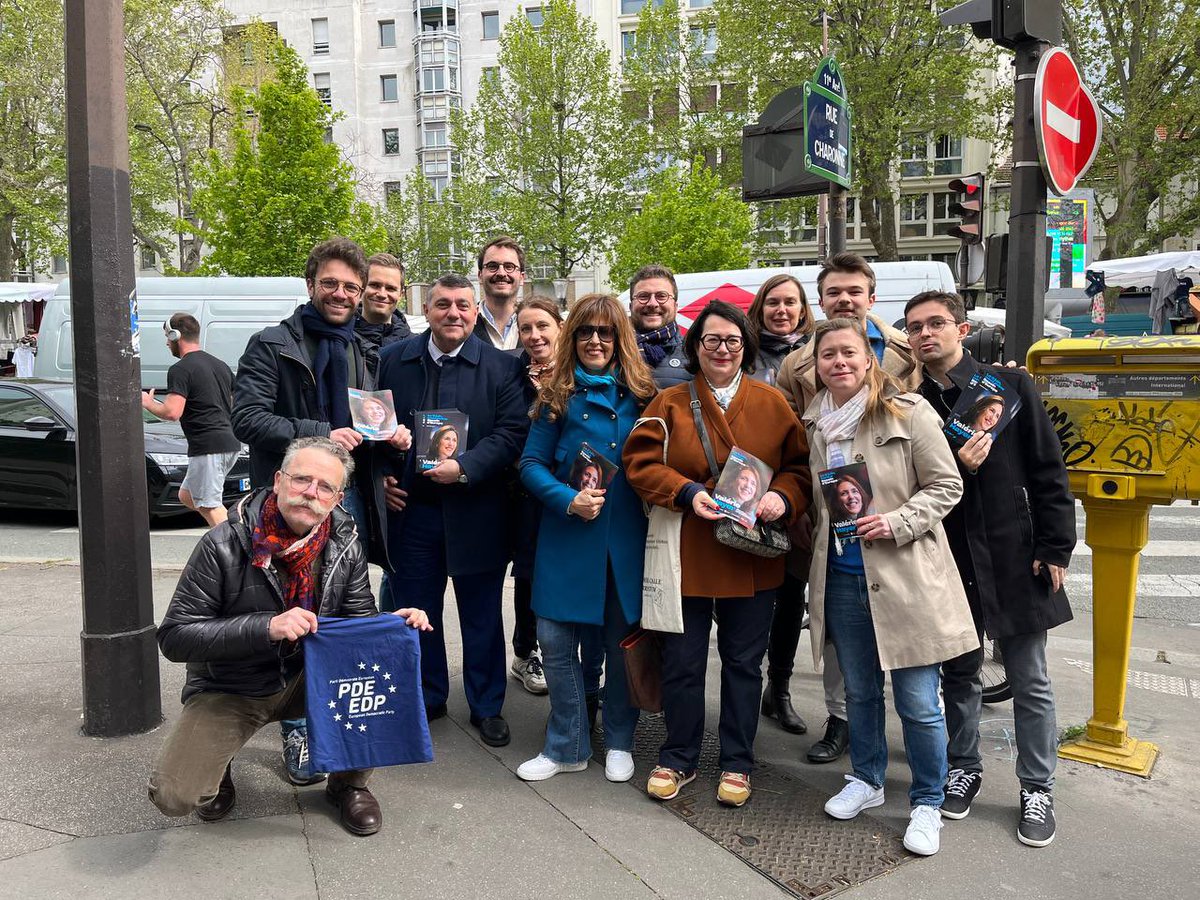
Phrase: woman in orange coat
[{"left": 624, "top": 300, "right": 811, "bottom": 808}]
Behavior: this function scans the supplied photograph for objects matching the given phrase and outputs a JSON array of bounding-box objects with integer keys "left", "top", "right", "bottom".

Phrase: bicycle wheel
[{"left": 980, "top": 638, "right": 1012, "bottom": 704}]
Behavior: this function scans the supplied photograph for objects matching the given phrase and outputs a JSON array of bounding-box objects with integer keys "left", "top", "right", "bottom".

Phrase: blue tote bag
[{"left": 304, "top": 615, "right": 434, "bottom": 772}]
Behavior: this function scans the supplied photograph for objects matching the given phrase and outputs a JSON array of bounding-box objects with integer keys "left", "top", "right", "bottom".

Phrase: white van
[{"left": 37, "top": 277, "right": 310, "bottom": 389}]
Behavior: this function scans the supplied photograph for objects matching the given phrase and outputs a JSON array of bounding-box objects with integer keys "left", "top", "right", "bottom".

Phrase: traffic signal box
[
  {"left": 1028, "top": 335, "right": 1200, "bottom": 776},
  {"left": 947, "top": 173, "right": 985, "bottom": 245}
]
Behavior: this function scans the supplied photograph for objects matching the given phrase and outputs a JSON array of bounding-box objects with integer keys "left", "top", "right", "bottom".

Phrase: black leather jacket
[{"left": 157, "top": 489, "right": 376, "bottom": 703}]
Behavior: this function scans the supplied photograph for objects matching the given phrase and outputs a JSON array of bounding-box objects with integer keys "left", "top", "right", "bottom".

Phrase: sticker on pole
[
  {"left": 129, "top": 287, "right": 140, "bottom": 358},
  {"left": 1034, "top": 47, "right": 1102, "bottom": 196}
]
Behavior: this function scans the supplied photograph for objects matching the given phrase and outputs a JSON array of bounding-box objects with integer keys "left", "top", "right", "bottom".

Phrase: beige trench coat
[{"left": 804, "top": 390, "right": 979, "bottom": 671}]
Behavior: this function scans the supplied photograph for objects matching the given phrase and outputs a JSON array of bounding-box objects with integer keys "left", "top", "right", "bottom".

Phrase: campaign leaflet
[
  {"left": 943, "top": 370, "right": 1022, "bottom": 446},
  {"left": 711, "top": 446, "right": 773, "bottom": 529},
  {"left": 569, "top": 442, "right": 618, "bottom": 490},
  {"left": 818, "top": 462, "right": 875, "bottom": 544},
  {"left": 416, "top": 409, "right": 469, "bottom": 471},
  {"left": 348, "top": 388, "right": 398, "bottom": 440}
]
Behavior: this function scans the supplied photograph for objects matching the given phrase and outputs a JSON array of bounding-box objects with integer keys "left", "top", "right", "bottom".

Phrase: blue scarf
[
  {"left": 574, "top": 364, "right": 618, "bottom": 389},
  {"left": 636, "top": 321, "right": 680, "bottom": 367},
  {"left": 301, "top": 303, "right": 355, "bottom": 429}
]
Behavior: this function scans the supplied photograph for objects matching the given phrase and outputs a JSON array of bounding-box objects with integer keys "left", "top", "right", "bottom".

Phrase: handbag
[
  {"left": 687, "top": 382, "right": 791, "bottom": 559},
  {"left": 633, "top": 416, "right": 685, "bottom": 634},
  {"left": 620, "top": 628, "right": 663, "bottom": 713}
]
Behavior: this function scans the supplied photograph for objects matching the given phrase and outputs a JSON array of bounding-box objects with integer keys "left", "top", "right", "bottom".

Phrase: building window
[
  {"left": 899, "top": 134, "right": 927, "bottom": 178},
  {"left": 932, "top": 191, "right": 957, "bottom": 235},
  {"left": 383, "top": 128, "right": 400, "bottom": 156},
  {"left": 52, "top": 254, "right": 68, "bottom": 274},
  {"left": 621, "top": 0, "right": 664, "bottom": 14},
  {"left": 620, "top": 29, "right": 638, "bottom": 66},
  {"left": 312, "top": 18, "right": 329, "bottom": 54},
  {"left": 323, "top": 126, "right": 333, "bottom": 144},
  {"left": 379, "top": 20, "right": 396, "bottom": 48},
  {"left": 933, "top": 134, "right": 963, "bottom": 176},
  {"left": 383, "top": 181, "right": 404, "bottom": 205},
  {"left": 689, "top": 0, "right": 712, "bottom": 6},
  {"left": 427, "top": 176, "right": 448, "bottom": 199},
  {"left": 423, "top": 121, "right": 448, "bottom": 148},
  {"left": 422, "top": 68, "right": 445, "bottom": 93},
  {"left": 381, "top": 74, "right": 399, "bottom": 102},
  {"left": 482, "top": 65, "right": 500, "bottom": 85},
  {"left": 899, "top": 192, "right": 929, "bottom": 239},
  {"left": 139, "top": 246, "right": 158, "bottom": 270},
  {"left": 313, "top": 73, "right": 331, "bottom": 106},
  {"left": 688, "top": 26, "right": 716, "bottom": 63},
  {"left": 525, "top": 7, "right": 543, "bottom": 27},
  {"left": 482, "top": 11, "right": 500, "bottom": 40}
]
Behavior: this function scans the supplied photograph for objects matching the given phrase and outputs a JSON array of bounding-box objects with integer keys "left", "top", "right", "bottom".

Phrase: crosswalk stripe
[
  {"left": 1065, "top": 573, "right": 1200, "bottom": 598},
  {"left": 1072, "top": 541, "right": 1196, "bottom": 557}
]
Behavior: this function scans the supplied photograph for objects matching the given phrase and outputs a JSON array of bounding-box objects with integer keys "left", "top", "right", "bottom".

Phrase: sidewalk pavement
[{"left": 0, "top": 559, "right": 1197, "bottom": 899}]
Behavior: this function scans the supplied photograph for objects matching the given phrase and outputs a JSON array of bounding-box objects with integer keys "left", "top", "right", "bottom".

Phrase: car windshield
[{"left": 39, "top": 384, "right": 160, "bottom": 424}]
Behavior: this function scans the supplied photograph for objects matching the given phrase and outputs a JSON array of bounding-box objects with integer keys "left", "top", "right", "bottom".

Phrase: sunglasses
[{"left": 574, "top": 324, "right": 616, "bottom": 343}]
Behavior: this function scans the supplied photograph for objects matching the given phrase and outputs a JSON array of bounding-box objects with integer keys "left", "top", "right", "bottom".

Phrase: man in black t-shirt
[{"left": 142, "top": 313, "right": 242, "bottom": 527}]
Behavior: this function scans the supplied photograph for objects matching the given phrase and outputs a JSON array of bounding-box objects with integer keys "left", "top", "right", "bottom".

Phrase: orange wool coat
[{"left": 623, "top": 376, "right": 812, "bottom": 598}]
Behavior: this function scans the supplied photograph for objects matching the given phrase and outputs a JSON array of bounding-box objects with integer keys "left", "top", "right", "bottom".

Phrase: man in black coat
[
  {"left": 376, "top": 273, "right": 530, "bottom": 748},
  {"left": 355, "top": 252, "right": 412, "bottom": 375},
  {"left": 905, "top": 291, "right": 1076, "bottom": 849},
  {"left": 629, "top": 264, "right": 692, "bottom": 388},
  {"left": 148, "top": 437, "right": 430, "bottom": 836}
]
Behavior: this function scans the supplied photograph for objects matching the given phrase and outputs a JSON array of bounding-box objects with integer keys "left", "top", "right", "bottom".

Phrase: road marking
[
  {"left": 1049, "top": 635, "right": 1200, "bottom": 668},
  {"left": 50, "top": 526, "right": 209, "bottom": 537},
  {"left": 1063, "top": 658, "right": 1199, "bottom": 700},
  {"left": 1072, "top": 541, "right": 1195, "bottom": 557},
  {"left": 1046, "top": 100, "right": 1082, "bottom": 142},
  {"left": 1066, "top": 573, "right": 1200, "bottom": 598}
]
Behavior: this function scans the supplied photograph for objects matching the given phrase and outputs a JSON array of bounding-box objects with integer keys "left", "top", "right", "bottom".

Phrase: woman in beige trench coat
[{"left": 803, "top": 318, "right": 977, "bottom": 858}]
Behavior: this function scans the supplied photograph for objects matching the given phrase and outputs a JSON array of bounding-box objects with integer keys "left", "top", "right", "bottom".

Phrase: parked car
[{"left": 0, "top": 377, "right": 251, "bottom": 519}]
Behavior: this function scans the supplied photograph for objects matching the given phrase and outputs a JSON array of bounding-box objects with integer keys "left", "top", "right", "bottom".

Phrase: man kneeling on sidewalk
[{"left": 148, "top": 436, "right": 430, "bottom": 836}]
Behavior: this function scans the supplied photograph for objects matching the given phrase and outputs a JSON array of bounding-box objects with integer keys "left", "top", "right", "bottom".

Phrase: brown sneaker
[
  {"left": 717, "top": 772, "right": 751, "bottom": 807},
  {"left": 646, "top": 766, "right": 697, "bottom": 801}
]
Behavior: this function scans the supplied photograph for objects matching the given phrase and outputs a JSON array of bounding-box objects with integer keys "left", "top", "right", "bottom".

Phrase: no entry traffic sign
[{"left": 1034, "top": 47, "right": 1102, "bottom": 196}]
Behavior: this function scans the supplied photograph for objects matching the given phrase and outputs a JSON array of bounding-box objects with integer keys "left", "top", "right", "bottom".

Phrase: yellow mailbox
[{"left": 1028, "top": 335, "right": 1200, "bottom": 776}]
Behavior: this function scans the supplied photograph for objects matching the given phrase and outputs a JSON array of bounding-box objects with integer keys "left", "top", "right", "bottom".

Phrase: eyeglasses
[
  {"left": 316, "top": 278, "right": 364, "bottom": 299},
  {"left": 699, "top": 334, "right": 744, "bottom": 352},
  {"left": 280, "top": 470, "right": 342, "bottom": 501},
  {"left": 632, "top": 291, "right": 674, "bottom": 305},
  {"left": 482, "top": 261, "right": 522, "bottom": 274},
  {"left": 904, "top": 317, "right": 956, "bottom": 337},
  {"left": 574, "top": 324, "right": 616, "bottom": 343}
]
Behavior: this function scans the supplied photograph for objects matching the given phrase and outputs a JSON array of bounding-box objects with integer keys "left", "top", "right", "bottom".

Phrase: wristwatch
[{"left": 457, "top": 472, "right": 468, "bottom": 484}]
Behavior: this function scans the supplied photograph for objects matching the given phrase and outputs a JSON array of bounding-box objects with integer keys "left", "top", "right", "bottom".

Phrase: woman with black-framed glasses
[{"left": 516, "top": 294, "right": 657, "bottom": 785}]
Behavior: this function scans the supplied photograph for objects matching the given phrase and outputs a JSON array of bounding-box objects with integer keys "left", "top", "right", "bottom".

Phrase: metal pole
[
  {"left": 820, "top": 11, "right": 848, "bottom": 257},
  {"left": 1005, "top": 40, "right": 1050, "bottom": 363},
  {"left": 64, "top": 0, "right": 162, "bottom": 736}
]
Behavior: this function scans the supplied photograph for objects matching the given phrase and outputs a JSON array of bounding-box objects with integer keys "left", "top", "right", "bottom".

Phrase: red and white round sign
[{"left": 1034, "top": 47, "right": 1103, "bottom": 196}]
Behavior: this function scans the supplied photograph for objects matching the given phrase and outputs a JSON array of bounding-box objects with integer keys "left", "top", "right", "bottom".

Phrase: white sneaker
[
  {"left": 903, "top": 805, "right": 943, "bottom": 856},
  {"left": 516, "top": 754, "right": 587, "bottom": 782},
  {"left": 605, "top": 750, "right": 635, "bottom": 783},
  {"left": 824, "top": 775, "right": 885, "bottom": 820},
  {"left": 511, "top": 655, "right": 549, "bottom": 695}
]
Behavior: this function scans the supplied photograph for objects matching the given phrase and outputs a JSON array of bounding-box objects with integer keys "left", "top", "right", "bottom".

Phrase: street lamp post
[{"left": 133, "top": 122, "right": 185, "bottom": 269}]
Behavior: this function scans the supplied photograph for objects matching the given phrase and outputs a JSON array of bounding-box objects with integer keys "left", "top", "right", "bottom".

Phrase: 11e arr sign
[{"left": 803, "top": 80, "right": 852, "bottom": 189}]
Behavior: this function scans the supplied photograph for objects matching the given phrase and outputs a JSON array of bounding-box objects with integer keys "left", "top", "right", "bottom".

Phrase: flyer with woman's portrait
[
  {"left": 416, "top": 409, "right": 469, "bottom": 471},
  {"left": 818, "top": 462, "right": 875, "bottom": 543},
  {"left": 349, "top": 388, "right": 398, "bottom": 440},
  {"left": 712, "top": 446, "right": 773, "bottom": 528},
  {"left": 944, "top": 371, "right": 1022, "bottom": 446},
  {"left": 569, "top": 442, "right": 618, "bottom": 491}
]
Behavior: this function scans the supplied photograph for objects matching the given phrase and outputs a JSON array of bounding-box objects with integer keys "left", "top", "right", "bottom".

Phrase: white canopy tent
[
  {"left": 1087, "top": 251, "right": 1200, "bottom": 290},
  {"left": 0, "top": 282, "right": 56, "bottom": 354}
]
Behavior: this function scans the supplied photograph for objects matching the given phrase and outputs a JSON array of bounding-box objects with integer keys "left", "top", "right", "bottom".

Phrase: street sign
[
  {"left": 1034, "top": 47, "right": 1102, "bottom": 196},
  {"left": 803, "top": 81, "right": 852, "bottom": 189},
  {"left": 813, "top": 55, "right": 848, "bottom": 103}
]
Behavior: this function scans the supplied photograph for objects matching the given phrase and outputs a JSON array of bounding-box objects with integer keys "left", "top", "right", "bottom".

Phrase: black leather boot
[
  {"left": 761, "top": 678, "right": 807, "bottom": 734},
  {"left": 806, "top": 716, "right": 850, "bottom": 764},
  {"left": 197, "top": 763, "right": 236, "bottom": 822}
]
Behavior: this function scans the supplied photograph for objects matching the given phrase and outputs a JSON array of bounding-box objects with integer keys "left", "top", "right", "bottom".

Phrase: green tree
[
  {"left": 609, "top": 160, "right": 754, "bottom": 287},
  {"left": 453, "top": 0, "right": 647, "bottom": 277},
  {"left": 378, "top": 170, "right": 485, "bottom": 285},
  {"left": 713, "top": 0, "right": 1004, "bottom": 259},
  {"left": 191, "top": 34, "right": 383, "bottom": 276},
  {"left": 0, "top": 0, "right": 66, "bottom": 280},
  {"left": 1065, "top": 0, "right": 1200, "bottom": 257}
]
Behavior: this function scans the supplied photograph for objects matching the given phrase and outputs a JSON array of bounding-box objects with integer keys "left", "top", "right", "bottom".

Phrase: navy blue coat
[
  {"left": 376, "top": 332, "right": 530, "bottom": 577},
  {"left": 519, "top": 379, "right": 648, "bottom": 626}
]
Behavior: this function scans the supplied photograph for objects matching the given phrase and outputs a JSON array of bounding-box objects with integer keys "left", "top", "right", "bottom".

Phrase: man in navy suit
[{"left": 376, "top": 273, "right": 530, "bottom": 747}]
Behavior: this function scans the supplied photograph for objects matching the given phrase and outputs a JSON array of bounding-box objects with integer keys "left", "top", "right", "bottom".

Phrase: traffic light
[{"left": 947, "top": 173, "right": 985, "bottom": 245}]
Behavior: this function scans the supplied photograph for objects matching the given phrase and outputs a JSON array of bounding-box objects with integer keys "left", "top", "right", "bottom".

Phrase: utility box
[{"left": 1028, "top": 335, "right": 1200, "bottom": 503}]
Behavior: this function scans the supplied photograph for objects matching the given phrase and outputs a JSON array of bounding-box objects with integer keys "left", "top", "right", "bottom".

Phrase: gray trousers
[
  {"left": 943, "top": 629, "right": 1057, "bottom": 792},
  {"left": 823, "top": 640, "right": 847, "bottom": 719}
]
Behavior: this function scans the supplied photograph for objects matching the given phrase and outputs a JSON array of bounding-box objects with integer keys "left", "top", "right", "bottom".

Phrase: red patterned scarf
[{"left": 250, "top": 492, "right": 332, "bottom": 612}]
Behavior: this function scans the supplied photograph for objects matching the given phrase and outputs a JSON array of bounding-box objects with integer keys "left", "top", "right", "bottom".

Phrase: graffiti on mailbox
[{"left": 1042, "top": 398, "right": 1200, "bottom": 479}]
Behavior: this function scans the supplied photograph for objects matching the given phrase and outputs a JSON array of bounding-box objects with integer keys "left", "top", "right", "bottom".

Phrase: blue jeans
[
  {"left": 824, "top": 566, "right": 947, "bottom": 808},
  {"left": 536, "top": 585, "right": 636, "bottom": 765}
]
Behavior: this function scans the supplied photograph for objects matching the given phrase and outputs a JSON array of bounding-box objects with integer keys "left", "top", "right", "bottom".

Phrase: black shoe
[
  {"left": 1018, "top": 789, "right": 1056, "bottom": 847},
  {"left": 806, "top": 716, "right": 849, "bottom": 764},
  {"left": 941, "top": 769, "right": 982, "bottom": 820},
  {"left": 761, "top": 679, "right": 808, "bottom": 734},
  {"left": 196, "top": 764, "right": 236, "bottom": 822},
  {"left": 471, "top": 714, "right": 511, "bottom": 747},
  {"left": 425, "top": 704, "right": 448, "bottom": 722}
]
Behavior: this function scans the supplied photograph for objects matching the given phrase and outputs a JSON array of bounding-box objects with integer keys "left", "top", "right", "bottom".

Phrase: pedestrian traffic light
[{"left": 947, "top": 173, "right": 985, "bottom": 245}]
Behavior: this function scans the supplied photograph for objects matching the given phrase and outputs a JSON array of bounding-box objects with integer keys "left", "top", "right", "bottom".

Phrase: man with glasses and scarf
[
  {"left": 629, "top": 264, "right": 692, "bottom": 389},
  {"left": 148, "top": 436, "right": 431, "bottom": 837},
  {"left": 232, "top": 237, "right": 393, "bottom": 788}
]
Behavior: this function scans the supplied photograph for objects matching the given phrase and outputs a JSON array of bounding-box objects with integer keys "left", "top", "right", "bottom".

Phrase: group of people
[{"left": 143, "top": 238, "right": 1076, "bottom": 858}]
